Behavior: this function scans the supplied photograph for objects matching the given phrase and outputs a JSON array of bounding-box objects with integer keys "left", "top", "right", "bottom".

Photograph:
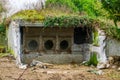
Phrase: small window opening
[
  {"left": 44, "top": 40, "right": 54, "bottom": 50},
  {"left": 60, "top": 40, "right": 69, "bottom": 50},
  {"left": 28, "top": 40, "right": 38, "bottom": 50}
]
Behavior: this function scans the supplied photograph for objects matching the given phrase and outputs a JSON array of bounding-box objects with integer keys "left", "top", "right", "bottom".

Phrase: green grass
[{"left": 0, "top": 53, "right": 9, "bottom": 58}]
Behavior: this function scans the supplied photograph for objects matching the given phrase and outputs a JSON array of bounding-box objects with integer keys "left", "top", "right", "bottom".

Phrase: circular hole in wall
[
  {"left": 60, "top": 40, "right": 69, "bottom": 50},
  {"left": 28, "top": 40, "right": 38, "bottom": 50},
  {"left": 44, "top": 40, "right": 54, "bottom": 50}
]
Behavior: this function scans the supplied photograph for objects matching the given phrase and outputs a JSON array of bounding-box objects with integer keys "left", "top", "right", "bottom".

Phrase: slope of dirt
[{"left": 0, "top": 57, "right": 120, "bottom": 80}]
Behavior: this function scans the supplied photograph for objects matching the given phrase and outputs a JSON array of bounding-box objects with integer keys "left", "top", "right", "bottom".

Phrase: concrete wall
[
  {"left": 22, "top": 28, "right": 120, "bottom": 64},
  {"left": 106, "top": 38, "right": 120, "bottom": 56},
  {"left": 8, "top": 20, "right": 120, "bottom": 65},
  {"left": 90, "top": 30, "right": 107, "bottom": 63},
  {"left": 8, "top": 20, "right": 22, "bottom": 65},
  {"left": 22, "top": 53, "right": 83, "bottom": 64},
  {"left": 21, "top": 27, "right": 84, "bottom": 64},
  {"left": 23, "top": 27, "right": 74, "bottom": 54},
  {"left": 8, "top": 21, "right": 109, "bottom": 65}
]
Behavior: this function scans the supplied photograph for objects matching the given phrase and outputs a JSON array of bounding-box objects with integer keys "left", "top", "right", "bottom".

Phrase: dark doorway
[{"left": 74, "top": 27, "right": 92, "bottom": 44}]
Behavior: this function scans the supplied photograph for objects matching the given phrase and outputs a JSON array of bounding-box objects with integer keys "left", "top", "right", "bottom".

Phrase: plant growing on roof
[{"left": 43, "top": 16, "right": 93, "bottom": 28}]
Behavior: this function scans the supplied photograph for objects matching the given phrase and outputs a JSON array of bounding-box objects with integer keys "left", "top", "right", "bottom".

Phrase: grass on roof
[{"left": 11, "top": 9, "right": 79, "bottom": 22}]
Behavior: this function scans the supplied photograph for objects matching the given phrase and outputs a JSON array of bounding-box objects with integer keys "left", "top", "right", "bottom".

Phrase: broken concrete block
[
  {"left": 18, "top": 64, "right": 27, "bottom": 69},
  {"left": 97, "top": 62, "right": 110, "bottom": 69},
  {"left": 87, "top": 70, "right": 103, "bottom": 75},
  {"left": 30, "top": 60, "right": 53, "bottom": 69}
]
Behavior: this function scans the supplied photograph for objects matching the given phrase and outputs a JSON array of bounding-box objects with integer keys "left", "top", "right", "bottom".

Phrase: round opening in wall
[
  {"left": 28, "top": 40, "right": 38, "bottom": 50},
  {"left": 44, "top": 40, "right": 54, "bottom": 50},
  {"left": 60, "top": 40, "right": 69, "bottom": 50}
]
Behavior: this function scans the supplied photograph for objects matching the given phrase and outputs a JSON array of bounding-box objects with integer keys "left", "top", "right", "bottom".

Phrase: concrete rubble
[
  {"left": 97, "top": 56, "right": 120, "bottom": 70},
  {"left": 87, "top": 69, "right": 104, "bottom": 75},
  {"left": 97, "top": 62, "right": 110, "bottom": 69},
  {"left": 30, "top": 60, "right": 53, "bottom": 69},
  {"left": 18, "top": 64, "right": 28, "bottom": 69}
]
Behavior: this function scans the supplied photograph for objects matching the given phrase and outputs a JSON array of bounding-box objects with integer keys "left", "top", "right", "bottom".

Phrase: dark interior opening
[
  {"left": 20, "top": 27, "right": 23, "bottom": 44},
  {"left": 28, "top": 40, "right": 38, "bottom": 50},
  {"left": 60, "top": 40, "right": 69, "bottom": 50},
  {"left": 74, "top": 27, "right": 92, "bottom": 44},
  {"left": 44, "top": 40, "right": 54, "bottom": 50}
]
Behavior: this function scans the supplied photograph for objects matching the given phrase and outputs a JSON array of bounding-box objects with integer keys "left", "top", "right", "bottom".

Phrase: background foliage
[
  {"left": 0, "top": 3, "right": 3, "bottom": 14},
  {"left": 101, "top": 0, "right": 120, "bottom": 26},
  {"left": 46, "top": 0, "right": 107, "bottom": 18}
]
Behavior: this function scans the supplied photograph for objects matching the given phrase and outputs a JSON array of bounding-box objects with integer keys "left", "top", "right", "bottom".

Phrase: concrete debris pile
[
  {"left": 97, "top": 56, "right": 120, "bottom": 70},
  {"left": 30, "top": 60, "right": 53, "bottom": 69},
  {"left": 87, "top": 70, "right": 103, "bottom": 75}
]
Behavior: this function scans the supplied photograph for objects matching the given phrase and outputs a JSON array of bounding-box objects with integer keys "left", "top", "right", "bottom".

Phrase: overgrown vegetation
[
  {"left": 0, "top": 53, "right": 9, "bottom": 57},
  {"left": 0, "top": 18, "right": 6, "bottom": 36},
  {"left": 45, "top": 0, "right": 78, "bottom": 13},
  {"left": 46, "top": 0, "right": 107, "bottom": 18},
  {"left": 0, "top": 22, "right": 6, "bottom": 53},
  {"left": 93, "top": 29, "right": 99, "bottom": 46},
  {"left": 0, "top": 2, "right": 4, "bottom": 15},
  {"left": 101, "top": 0, "right": 120, "bottom": 27},
  {"left": 11, "top": 9, "right": 96, "bottom": 28},
  {"left": 84, "top": 53, "right": 98, "bottom": 66},
  {"left": 44, "top": 16, "right": 93, "bottom": 27},
  {"left": 10, "top": 8, "right": 120, "bottom": 40},
  {"left": 11, "top": 9, "right": 77, "bottom": 21},
  {"left": 105, "top": 27, "right": 120, "bottom": 40}
]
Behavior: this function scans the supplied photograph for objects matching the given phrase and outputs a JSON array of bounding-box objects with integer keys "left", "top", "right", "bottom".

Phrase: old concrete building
[
  {"left": 1, "top": 0, "right": 119, "bottom": 71},
  {"left": 8, "top": 20, "right": 97, "bottom": 65}
]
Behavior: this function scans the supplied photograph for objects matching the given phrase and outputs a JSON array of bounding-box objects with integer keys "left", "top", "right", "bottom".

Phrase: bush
[{"left": 85, "top": 53, "right": 98, "bottom": 66}]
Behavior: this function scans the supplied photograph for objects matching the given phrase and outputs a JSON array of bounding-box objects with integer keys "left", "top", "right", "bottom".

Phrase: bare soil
[{"left": 0, "top": 57, "right": 120, "bottom": 80}]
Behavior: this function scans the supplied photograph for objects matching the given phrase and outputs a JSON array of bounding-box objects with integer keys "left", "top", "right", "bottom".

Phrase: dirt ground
[{"left": 0, "top": 57, "right": 120, "bottom": 80}]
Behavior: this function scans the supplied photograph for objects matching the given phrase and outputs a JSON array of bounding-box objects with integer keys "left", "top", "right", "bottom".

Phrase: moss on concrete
[
  {"left": 93, "top": 30, "right": 99, "bottom": 46},
  {"left": 11, "top": 9, "right": 78, "bottom": 22}
]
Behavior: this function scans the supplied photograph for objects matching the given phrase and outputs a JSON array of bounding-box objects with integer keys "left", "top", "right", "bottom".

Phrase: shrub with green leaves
[
  {"left": 46, "top": 0, "right": 106, "bottom": 18},
  {"left": 0, "top": 19, "right": 6, "bottom": 36},
  {"left": 85, "top": 53, "right": 98, "bottom": 66},
  {"left": 45, "top": 0, "right": 78, "bottom": 12},
  {"left": 101, "top": 0, "right": 120, "bottom": 26},
  {"left": 44, "top": 16, "right": 93, "bottom": 27}
]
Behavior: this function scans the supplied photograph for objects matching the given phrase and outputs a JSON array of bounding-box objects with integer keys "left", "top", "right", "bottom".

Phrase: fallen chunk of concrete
[
  {"left": 18, "top": 64, "right": 27, "bottom": 69},
  {"left": 87, "top": 70, "right": 103, "bottom": 75},
  {"left": 97, "top": 62, "right": 110, "bottom": 69},
  {"left": 30, "top": 60, "right": 53, "bottom": 69}
]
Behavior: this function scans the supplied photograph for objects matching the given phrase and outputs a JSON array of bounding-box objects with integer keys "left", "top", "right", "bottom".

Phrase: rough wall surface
[
  {"left": 22, "top": 27, "right": 84, "bottom": 64},
  {"left": 8, "top": 20, "right": 21, "bottom": 65},
  {"left": 106, "top": 38, "right": 120, "bottom": 56},
  {"left": 23, "top": 53, "right": 83, "bottom": 64},
  {"left": 91, "top": 30, "right": 107, "bottom": 63},
  {"left": 8, "top": 21, "right": 109, "bottom": 65}
]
